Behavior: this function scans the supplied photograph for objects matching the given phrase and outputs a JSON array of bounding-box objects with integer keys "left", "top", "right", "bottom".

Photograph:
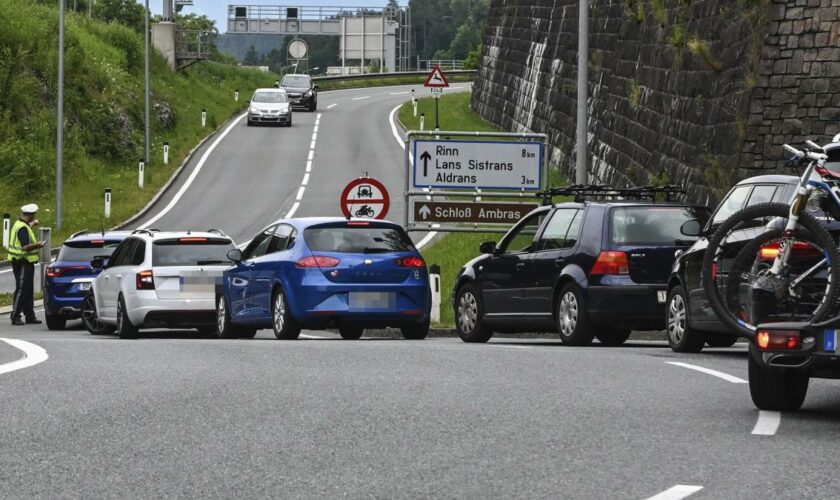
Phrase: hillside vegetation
[{"left": 0, "top": 0, "right": 273, "bottom": 240}]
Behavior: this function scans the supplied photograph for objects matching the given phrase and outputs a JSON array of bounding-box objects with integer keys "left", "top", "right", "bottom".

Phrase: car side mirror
[
  {"left": 314, "top": 84, "right": 320, "bottom": 90},
  {"left": 479, "top": 241, "right": 497, "bottom": 255},
  {"left": 680, "top": 220, "right": 702, "bottom": 237},
  {"left": 91, "top": 257, "right": 105, "bottom": 270},
  {"left": 227, "top": 248, "right": 243, "bottom": 263}
]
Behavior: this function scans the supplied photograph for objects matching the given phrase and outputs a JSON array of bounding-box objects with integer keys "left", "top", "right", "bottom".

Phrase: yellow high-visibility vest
[{"left": 7, "top": 219, "right": 38, "bottom": 263}]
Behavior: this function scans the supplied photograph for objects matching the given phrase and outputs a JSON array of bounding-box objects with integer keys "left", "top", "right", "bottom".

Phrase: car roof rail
[
  {"left": 536, "top": 184, "right": 685, "bottom": 205},
  {"left": 69, "top": 230, "right": 89, "bottom": 239},
  {"left": 131, "top": 229, "right": 157, "bottom": 237}
]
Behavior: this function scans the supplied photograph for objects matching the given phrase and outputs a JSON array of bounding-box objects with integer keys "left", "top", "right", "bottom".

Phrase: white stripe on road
[
  {"left": 140, "top": 112, "right": 247, "bottom": 229},
  {"left": 296, "top": 187, "right": 305, "bottom": 201},
  {"left": 389, "top": 104, "right": 437, "bottom": 249},
  {"left": 308, "top": 150, "right": 314, "bottom": 161},
  {"left": 0, "top": 338, "right": 48, "bottom": 375},
  {"left": 283, "top": 112, "right": 322, "bottom": 219},
  {"left": 285, "top": 201, "right": 300, "bottom": 219},
  {"left": 352, "top": 96, "right": 371, "bottom": 101},
  {"left": 646, "top": 485, "right": 703, "bottom": 500},
  {"left": 310, "top": 140, "right": 316, "bottom": 150},
  {"left": 306, "top": 160, "right": 313, "bottom": 173},
  {"left": 752, "top": 410, "right": 781, "bottom": 436},
  {"left": 390, "top": 91, "right": 411, "bottom": 95},
  {"left": 665, "top": 361, "right": 747, "bottom": 384},
  {"left": 490, "top": 344, "right": 532, "bottom": 349},
  {"left": 301, "top": 173, "right": 310, "bottom": 186},
  {"left": 299, "top": 333, "right": 328, "bottom": 339},
  {"left": 326, "top": 103, "right": 337, "bottom": 109}
]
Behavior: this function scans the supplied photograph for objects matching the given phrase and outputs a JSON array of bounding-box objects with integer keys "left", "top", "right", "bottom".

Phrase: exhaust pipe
[{"left": 766, "top": 354, "right": 811, "bottom": 369}]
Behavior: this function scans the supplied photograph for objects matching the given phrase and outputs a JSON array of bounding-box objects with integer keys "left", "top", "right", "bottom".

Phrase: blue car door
[
  {"left": 251, "top": 224, "right": 295, "bottom": 319},
  {"left": 231, "top": 225, "right": 275, "bottom": 320}
]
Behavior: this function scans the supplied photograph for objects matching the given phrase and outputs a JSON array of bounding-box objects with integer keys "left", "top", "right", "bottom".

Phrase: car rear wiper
[
  {"left": 197, "top": 260, "right": 230, "bottom": 265},
  {"left": 363, "top": 247, "right": 392, "bottom": 254}
]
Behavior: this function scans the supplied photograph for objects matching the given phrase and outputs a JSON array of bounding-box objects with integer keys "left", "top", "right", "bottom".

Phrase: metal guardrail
[
  {"left": 312, "top": 70, "right": 476, "bottom": 82},
  {"left": 229, "top": 5, "right": 399, "bottom": 21}
]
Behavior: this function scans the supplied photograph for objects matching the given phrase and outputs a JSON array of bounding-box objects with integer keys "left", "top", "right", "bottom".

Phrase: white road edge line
[
  {"left": 140, "top": 112, "right": 246, "bottom": 228},
  {"left": 389, "top": 104, "right": 438, "bottom": 249},
  {"left": 352, "top": 96, "right": 371, "bottom": 101},
  {"left": 752, "top": 410, "right": 781, "bottom": 436},
  {"left": 646, "top": 485, "right": 703, "bottom": 500},
  {"left": 285, "top": 201, "right": 301, "bottom": 219},
  {"left": 390, "top": 91, "right": 410, "bottom": 95},
  {"left": 490, "top": 344, "right": 532, "bottom": 349},
  {"left": 326, "top": 103, "right": 337, "bottom": 109},
  {"left": 665, "top": 361, "right": 747, "bottom": 384},
  {"left": 0, "top": 338, "right": 49, "bottom": 375}
]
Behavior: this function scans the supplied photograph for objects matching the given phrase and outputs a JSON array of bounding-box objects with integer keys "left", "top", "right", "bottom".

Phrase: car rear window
[
  {"left": 58, "top": 240, "right": 122, "bottom": 261},
  {"left": 304, "top": 225, "right": 415, "bottom": 254},
  {"left": 152, "top": 237, "right": 235, "bottom": 266},
  {"left": 610, "top": 207, "right": 707, "bottom": 246},
  {"left": 281, "top": 76, "right": 311, "bottom": 87}
]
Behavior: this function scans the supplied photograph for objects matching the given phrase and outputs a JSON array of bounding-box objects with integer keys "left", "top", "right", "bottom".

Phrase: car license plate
[
  {"left": 78, "top": 282, "right": 91, "bottom": 291},
  {"left": 291, "top": 99, "right": 300, "bottom": 104},
  {"left": 656, "top": 290, "right": 667, "bottom": 304},
  {"left": 349, "top": 292, "right": 395, "bottom": 310},
  {"left": 824, "top": 329, "right": 837, "bottom": 352},
  {"left": 180, "top": 275, "right": 216, "bottom": 292}
]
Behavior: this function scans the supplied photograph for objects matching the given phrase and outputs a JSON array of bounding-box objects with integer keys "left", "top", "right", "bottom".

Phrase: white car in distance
[
  {"left": 247, "top": 88, "right": 292, "bottom": 127},
  {"left": 87, "top": 230, "right": 237, "bottom": 339}
]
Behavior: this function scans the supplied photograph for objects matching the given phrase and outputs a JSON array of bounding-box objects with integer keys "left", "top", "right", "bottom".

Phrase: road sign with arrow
[{"left": 412, "top": 201, "right": 539, "bottom": 225}]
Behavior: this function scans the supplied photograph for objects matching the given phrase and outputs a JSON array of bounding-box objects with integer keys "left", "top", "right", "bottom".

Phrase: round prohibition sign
[{"left": 340, "top": 177, "right": 391, "bottom": 220}]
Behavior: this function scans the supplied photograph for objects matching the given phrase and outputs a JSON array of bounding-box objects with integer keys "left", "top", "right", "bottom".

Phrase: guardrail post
[
  {"left": 138, "top": 159, "right": 145, "bottom": 189},
  {"left": 201, "top": 109, "right": 207, "bottom": 127},
  {"left": 2, "top": 213, "right": 9, "bottom": 249},
  {"left": 38, "top": 227, "right": 51, "bottom": 293},
  {"left": 163, "top": 142, "right": 169, "bottom": 165},
  {"left": 104, "top": 188, "right": 111, "bottom": 219},
  {"left": 429, "top": 264, "right": 441, "bottom": 324}
]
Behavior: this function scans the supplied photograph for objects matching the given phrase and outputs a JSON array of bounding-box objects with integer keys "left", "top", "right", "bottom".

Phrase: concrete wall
[{"left": 473, "top": 0, "right": 840, "bottom": 202}]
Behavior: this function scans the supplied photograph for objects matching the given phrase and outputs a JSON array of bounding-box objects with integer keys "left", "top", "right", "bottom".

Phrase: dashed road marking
[
  {"left": 352, "top": 96, "right": 371, "bottom": 101},
  {"left": 665, "top": 361, "right": 747, "bottom": 384},
  {"left": 752, "top": 410, "right": 781, "bottom": 436},
  {"left": 327, "top": 103, "right": 337, "bottom": 109},
  {"left": 646, "top": 485, "right": 703, "bottom": 500},
  {"left": 0, "top": 338, "right": 49, "bottom": 375},
  {"left": 390, "top": 91, "right": 411, "bottom": 95}
]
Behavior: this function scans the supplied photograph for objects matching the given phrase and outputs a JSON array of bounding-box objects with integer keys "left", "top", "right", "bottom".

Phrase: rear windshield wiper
[
  {"left": 363, "top": 247, "right": 393, "bottom": 254},
  {"left": 197, "top": 260, "right": 230, "bottom": 265}
]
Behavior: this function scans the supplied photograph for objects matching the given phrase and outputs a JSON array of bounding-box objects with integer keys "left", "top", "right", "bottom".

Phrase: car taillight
[
  {"left": 396, "top": 256, "right": 425, "bottom": 268},
  {"left": 136, "top": 270, "right": 155, "bottom": 290},
  {"left": 296, "top": 256, "right": 341, "bottom": 268},
  {"left": 47, "top": 266, "right": 86, "bottom": 277},
  {"left": 179, "top": 237, "right": 208, "bottom": 243},
  {"left": 756, "top": 330, "right": 801, "bottom": 350},
  {"left": 347, "top": 221, "right": 370, "bottom": 226},
  {"left": 759, "top": 241, "right": 820, "bottom": 260},
  {"left": 590, "top": 251, "right": 629, "bottom": 276}
]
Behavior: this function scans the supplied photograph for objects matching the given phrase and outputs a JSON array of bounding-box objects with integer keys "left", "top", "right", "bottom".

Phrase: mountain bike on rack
[{"left": 701, "top": 140, "right": 840, "bottom": 338}]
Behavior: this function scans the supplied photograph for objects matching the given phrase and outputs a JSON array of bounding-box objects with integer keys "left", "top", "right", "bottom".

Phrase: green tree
[
  {"left": 94, "top": 0, "right": 146, "bottom": 32},
  {"left": 243, "top": 44, "right": 260, "bottom": 65},
  {"left": 448, "top": 21, "right": 481, "bottom": 59},
  {"left": 463, "top": 44, "right": 482, "bottom": 69}
]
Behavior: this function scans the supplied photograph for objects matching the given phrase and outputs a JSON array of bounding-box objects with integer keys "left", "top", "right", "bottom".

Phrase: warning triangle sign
[{"left": 424, "top": 65, "right": 450, "bottom": 88}]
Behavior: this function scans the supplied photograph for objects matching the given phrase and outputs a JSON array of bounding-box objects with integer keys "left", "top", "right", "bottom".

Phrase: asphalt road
[{"left": 2, "top": 323, "right": 840, "bottom": 498}]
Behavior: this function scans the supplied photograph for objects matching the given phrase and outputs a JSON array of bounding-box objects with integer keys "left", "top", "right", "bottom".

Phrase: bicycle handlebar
[
  {"left": 783, "top": 143, "right": 827, "bottom": 162},
  {"left": 783, "top": 144, "right": 803, "bottom": 157}
]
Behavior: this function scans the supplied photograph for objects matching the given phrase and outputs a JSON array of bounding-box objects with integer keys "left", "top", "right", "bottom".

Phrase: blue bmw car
[
  {"left": 44, "top": 230, "right": 129, "bottom": 330},
  {"left": 216, "top": 218, "right": 431, "bottom": 340}
]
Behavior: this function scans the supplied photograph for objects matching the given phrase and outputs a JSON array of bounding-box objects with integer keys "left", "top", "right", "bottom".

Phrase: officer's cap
[{"left": 21, "top": 204, "right": 39, "bottom": 214}]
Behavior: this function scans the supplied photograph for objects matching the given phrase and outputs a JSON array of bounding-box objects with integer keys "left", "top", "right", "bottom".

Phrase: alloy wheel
[
  {"left": 274, "top": 293, "right": 286, "bottom": 333},
  {"left": 558, "top": 292, "right": 578, "bottom": 336},
  {"left": 82, "top": 295, "right": 104, "bottom": 332},
  {"left": 668, "top": 294, "right": 687, "bottom": 344},
  {"left": 458, "top": 291, "right": 478, "bottom": 334},
  {"left": 217, "top": 296, "right": 226, "bottom": 333}
]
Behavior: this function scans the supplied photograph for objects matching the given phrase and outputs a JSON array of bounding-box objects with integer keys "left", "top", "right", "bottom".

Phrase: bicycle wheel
[{"left": 702, "top": 202, "right": 840, "bottom": 337}]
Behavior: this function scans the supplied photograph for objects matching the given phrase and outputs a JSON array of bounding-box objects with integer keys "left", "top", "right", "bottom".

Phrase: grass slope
[{"left": 0, "top": 0, "right": 275, "bottom": 243}]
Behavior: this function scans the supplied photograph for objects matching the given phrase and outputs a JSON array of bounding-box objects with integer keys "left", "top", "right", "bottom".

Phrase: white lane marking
[
  {"left": 0, "top": 338, "right": 49, "bottom": 375},
  {"left": 352, "top": 96, "right": 371, "bottom": 101},
  {"left": 296, "top": 187, "right": 306, "bottom": 201},
  {"left": 388, "top": 104, "right": 438, "bottom": 249},
  {"left": 327, "top": 103, "right": 337, "bottom": 109},
  {"left": 299, "top": 333, "right": 328, "bottom": 339},
  {"left": 490, "top": 344, "right": 532, "bottom": 349},
  {"left": 308, "top": 150, "right": 314, "bottom": 161},
  {"left": 312, "top": 133, "right": 318, "bottom": 141},
  {"left": 306, "top": 160, "right": 313, "bottom": 173},
  {"left": 285, "top": 201, "right": 301, "bottom": 219},
  {"left": 314, "top": 125, "right": 319, "bottom": 132},
  {"left": 752, "top": 410, "right": 781, "bottom": 436},
  {"left": 140, "top": 112, "right": 246, "bottom": 228},
  {"left": 646, "top": 485, "right": 703, "bottom": 500},
  {"left": 310, "top": 140, "right": 316, "bottom": 149},
  {"left": 301, "top": 173, "right": 310, "bottom": 186},
  {"left": 665, "top": 361, "right": 748, "bottom": 384},
  {"left": 390, "top": 91, "right": 411, "bottom": 95}
]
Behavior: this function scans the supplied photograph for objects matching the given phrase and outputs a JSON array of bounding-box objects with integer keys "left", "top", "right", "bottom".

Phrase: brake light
[
  {"left": 756, "top": 330, "right": 801, "bottom": 350},
  {"left": 590, "top": 251, "right": 629, "bottom": 276},
  {"left": 296, "top": 256, "right": 341, "bottom": 268},
  {"left": 759, "top": 241, "right": 820, "bottom": 260},
  {"left": 347, "top": 221, "right": 370, "bottom": 226},
  {"left": 47, "top": 266, "right": 87, "bottom": 277},
  {"left": 179, "top": 237, "right": 208, "bottom": 243},
  {"left": 396, "top": 256, "right": 425, "bottom": 268},
  {"left": 136, "top": 270, "right": 155, "bottom": 290},
  {"left": 711, "top": 262, "right": 718, "bottom": 281},
  {"left": 90, "top": 240, "right": 105, "bottom": 245}
]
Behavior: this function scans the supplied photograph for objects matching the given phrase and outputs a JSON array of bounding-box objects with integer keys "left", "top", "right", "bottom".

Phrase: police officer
[{"left": 8, "top": 204, "right": 45, "bottom": 326}]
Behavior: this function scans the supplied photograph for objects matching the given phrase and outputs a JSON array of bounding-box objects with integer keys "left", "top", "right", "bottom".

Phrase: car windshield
[
  {"left": 252, "top": 91, "right": 288, "bottom": 103},
  {"left": 280, "top": 76, "right": 311, "bottom": 88},
  {"left": 58, "top": 240, "right": 122, "bottom": 261},
  {"left": 611, "top": 207, "right": 709, "bottom": 245},
  {"left": 152, "top": 238, "right": 235, "bottom": 266},
  {"left": 304, "top": 226, "right": 415, "bottom": 253}
]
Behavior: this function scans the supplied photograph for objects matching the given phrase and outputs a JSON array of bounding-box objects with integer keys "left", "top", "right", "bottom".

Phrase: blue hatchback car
[
  {"left": 452, "top": 188, "right": 710, "bottom": 346},
  {"left": 44, "top": 230, "right": 129, "bottom": 330},
  {"left": 216, "top": 218, "right": 431, "bottom": 340}
]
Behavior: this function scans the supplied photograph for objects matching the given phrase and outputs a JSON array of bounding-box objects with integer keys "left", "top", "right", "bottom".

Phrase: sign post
[
  {"left": 340, "top": 177, "right": 391, "bottom": 220},
  {"left": 424, "top": 65, "right": 449, "bottom": 132}
]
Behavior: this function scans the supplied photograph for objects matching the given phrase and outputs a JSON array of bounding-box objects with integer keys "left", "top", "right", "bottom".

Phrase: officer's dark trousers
[{"left": 11, "top": 259, "right": 35, "bottom": 321}]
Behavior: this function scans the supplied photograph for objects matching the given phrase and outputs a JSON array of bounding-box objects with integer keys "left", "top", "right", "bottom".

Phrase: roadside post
[
  {"left": 423, "top": 66, "right": 449, "bottom": 133},
  {"left": 413, "top": 100, "right": 417, "bottom": 117},
  {"left": 411, "top": 88, "right": 415, "bottom": 103},
  {"left": 235, "top": 89, "right": 240, "bottom": 102},
  {"left": 138, "top": 159, "right": 145, "bottom": 189},
  {"left": 38, "top": 227, "right": 51, "bottom": 292},
  {"left": 420, "top": 113, "right": 425, "bottom": 131},
  {"left": 2, "top": 213, "right": 9, "bottom": 249},
  {"left": 429, "top": 264, "right": 441, "bottom": 323},
  {"left": 201, "top": 109, "right": 207, "bottom": 127},
  {"left": 104, "top": 188, "right": 111, "bottom": 219},
  {"left": 163, "top": 142, "right": 169, "bottom": 165}
]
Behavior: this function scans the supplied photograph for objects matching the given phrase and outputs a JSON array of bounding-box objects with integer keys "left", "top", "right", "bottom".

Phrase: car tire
[
  {"left": 216, "top": 295, "right": 240, "bottom": 339},
  {"left": 556, "top": 283, "right": 595, "bottom": 346},
  {"left": 454, "top": 283, "right": 493, "bottom": 343},
  {"left": 309, "top": 101, "right": 316, "bottom": 112},
  {"left": 116, "top": 295, "right": 139, "bottom": 340},
  {"left": 596, "top": 328, "right": 631, "bottom": 347},
  {"left": 401, "top": 322, "right": 429, "bottom": 340},
  {"left": 748, "top": 349, "right": 809, "bottom": 411},
  {"left": 246, "top": 118, "right": 253, "bottom": 126},
  {"left": 666, "top": 285, "right": 706, "bottom": 353},
  {"left": 272, "top": 288, "right": 301, "bottom": 340},
  {"left": 45, "top": 314, "right": 66, "bottom": 331},
  {"left": 81, "top": 293, "right": 115, "bottom": 335},
  {"left": 705, "top": 333, "right": 738, "bottom": 348},
  {"left": 339, "top": 326, "right": 364, "bottom": 340}
]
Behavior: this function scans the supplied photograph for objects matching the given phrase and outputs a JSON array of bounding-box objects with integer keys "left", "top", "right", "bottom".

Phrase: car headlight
[
  {"left": 304, "top": 90, "right": 313, "bottom": 97},
  {"left": 249, "top": 107, "right": 260, "bottom": 114}
]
